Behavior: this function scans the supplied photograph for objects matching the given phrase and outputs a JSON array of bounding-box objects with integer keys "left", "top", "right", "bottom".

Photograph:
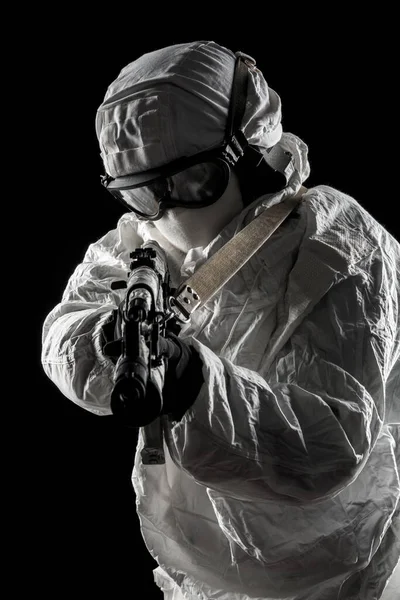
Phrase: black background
[{"left": 27, "top": 14, "right": 398, "bottom": 599}]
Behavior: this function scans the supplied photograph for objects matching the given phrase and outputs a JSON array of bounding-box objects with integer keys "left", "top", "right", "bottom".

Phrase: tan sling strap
[{"left": 171, "top": 185, "right": 308, "bottom": 322}]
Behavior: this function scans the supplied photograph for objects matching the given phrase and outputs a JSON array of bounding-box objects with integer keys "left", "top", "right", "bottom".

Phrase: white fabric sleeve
[
  {"left": 165, "top": 256, "right": 397, "bottom": 504},
  {"left": 41, "top": 217, "right": 140, "bottom": 415}
]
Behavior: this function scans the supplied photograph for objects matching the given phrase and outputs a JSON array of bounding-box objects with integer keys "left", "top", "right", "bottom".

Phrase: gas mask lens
[
  {"left": 107, "top": 159, "right": 230, "bottom": 220},
  {"left": 115, "top": 180, "right": 168, "bottom": 219}
]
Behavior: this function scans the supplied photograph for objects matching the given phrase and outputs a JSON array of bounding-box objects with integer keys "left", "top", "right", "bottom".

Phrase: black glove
[
  {"left": 100, "top": 308, "right": 204, "bottom": 422},
  {"left": 100, "top": 307, "right": 123, "bottom": 364},
  {"left": 158, "top": 332, "right": 204, "bottom": 420}
]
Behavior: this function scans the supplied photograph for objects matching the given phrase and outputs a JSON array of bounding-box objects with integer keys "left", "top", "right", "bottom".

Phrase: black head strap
[
  {"left": 225, "top": 52, "right": 255, "bottom": 142},
  {"left": 227, "top": 51, "right": 293, "bottom": 178}
]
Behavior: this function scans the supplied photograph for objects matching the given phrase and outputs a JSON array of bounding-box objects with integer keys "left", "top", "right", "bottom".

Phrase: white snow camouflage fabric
[
  {"left": 95, "top": 41, "right": 283, "bottom": 179},
  {"left": 42, "top": 133, "right": 400, "bottom": 599}
]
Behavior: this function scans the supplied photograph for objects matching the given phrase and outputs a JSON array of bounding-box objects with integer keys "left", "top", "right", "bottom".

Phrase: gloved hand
[
  {"left": 100, "top": 307, "right": 204, "bottom": 422},
  {"left": 158, "top": 331, "right": 204, "bottom": 419}
]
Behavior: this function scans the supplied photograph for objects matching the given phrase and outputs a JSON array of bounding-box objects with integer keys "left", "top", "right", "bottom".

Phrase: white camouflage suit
[{"left": 41, "top": 42, "right": 400, "bottom": 599}]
